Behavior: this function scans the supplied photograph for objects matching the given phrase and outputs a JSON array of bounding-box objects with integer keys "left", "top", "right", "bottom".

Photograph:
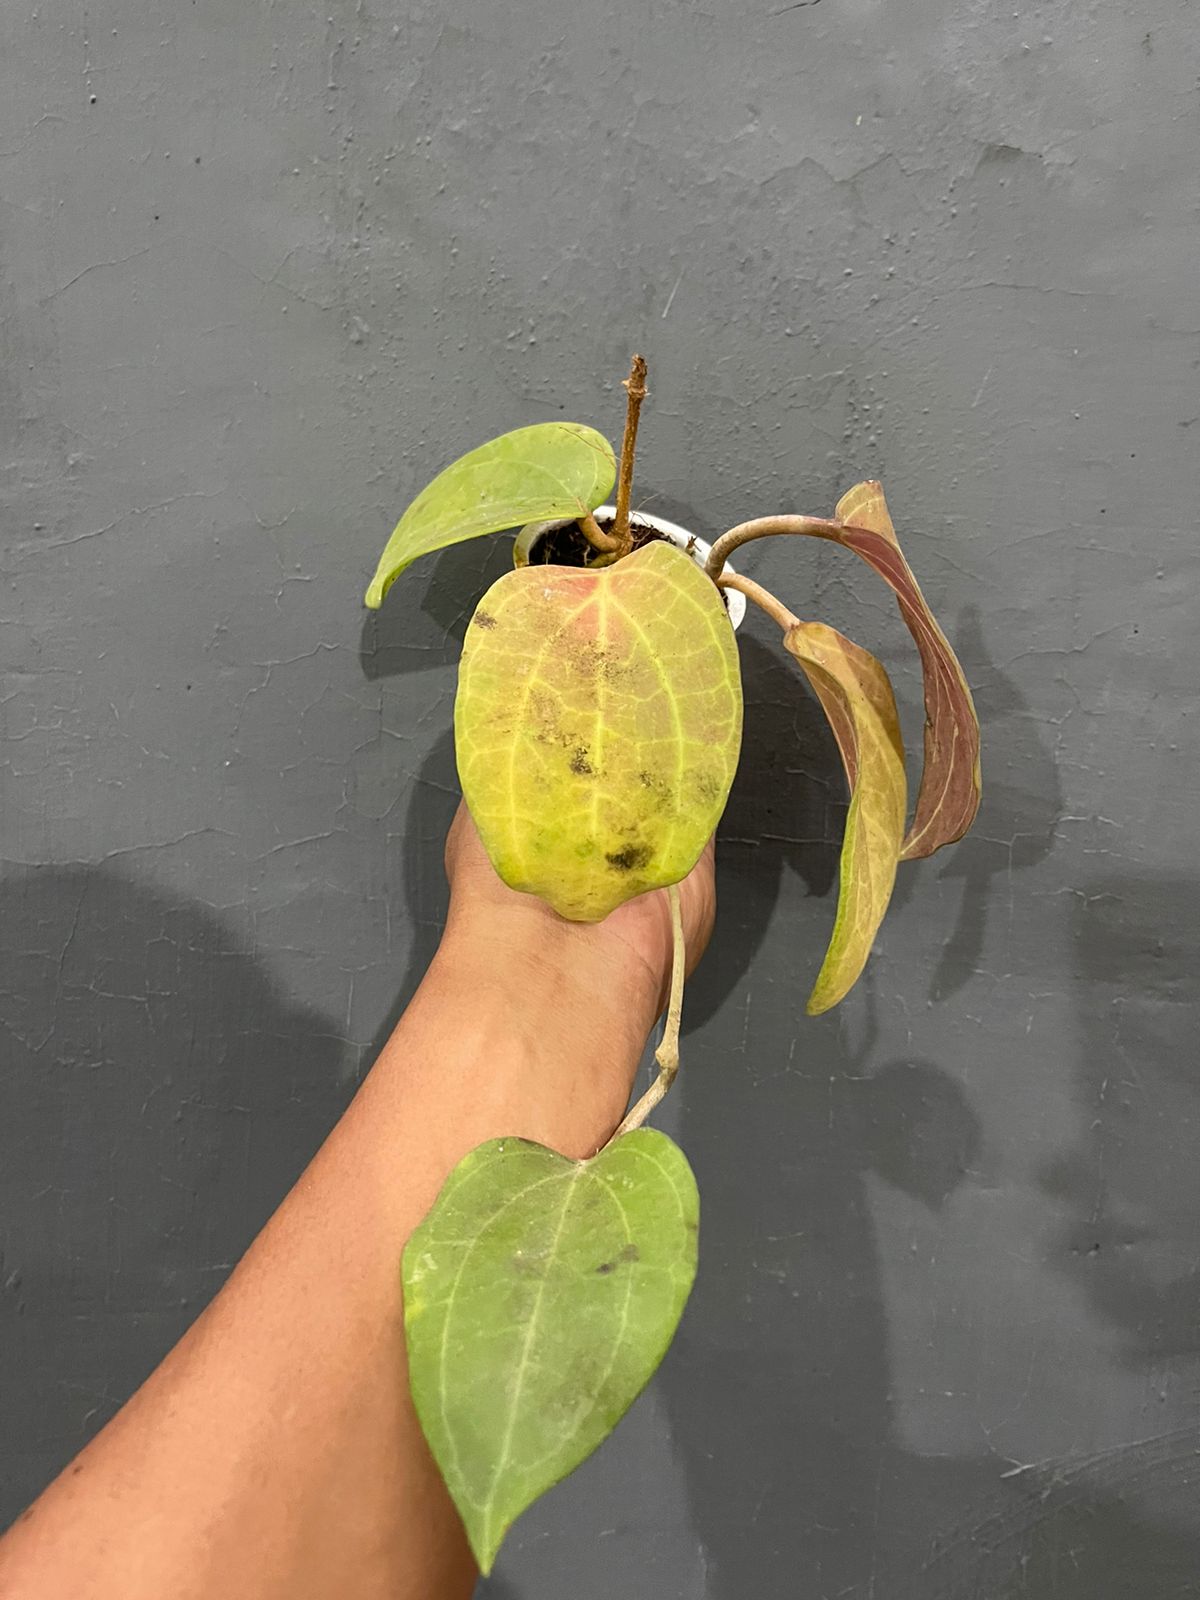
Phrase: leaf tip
[
  {"left": 364, "top": 564, "right": 398, "bottom": 610},
  {"left": 467, "top": 1519, "right": 504, "bottom": 1577},
  {"left": 805, "top": 979, "right": 841, "bottom": 1017}
]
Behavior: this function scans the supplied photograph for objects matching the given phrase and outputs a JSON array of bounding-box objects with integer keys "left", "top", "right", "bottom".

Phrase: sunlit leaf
[
  {"left": 831, "top": 481, "right": 981, "bottom": 859},
  {"left": 783, "top": 621, "right": 907, "bottom": 1013},
  {"left": 455, "top": 540, "right": 742, "bottom": 920},
  {"left": 364, "top": 423, "right": 616, "bottom": 608},
  {"left": 403, "top": 1130, "right": 699, "bottom": 1573}
]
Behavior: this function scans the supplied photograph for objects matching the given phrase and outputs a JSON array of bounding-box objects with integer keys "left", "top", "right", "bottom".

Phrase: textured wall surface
[{"left": 3, "top": 1, "right": 1198, "bottom": 1594}]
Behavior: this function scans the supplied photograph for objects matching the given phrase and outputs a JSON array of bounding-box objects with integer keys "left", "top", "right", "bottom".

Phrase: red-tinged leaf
[
  {"left": 783, "top": 622, "right": 907, "bottom": 1014},
  {"left": 832, "top": 482, "right": 981, "bottom": 860}
]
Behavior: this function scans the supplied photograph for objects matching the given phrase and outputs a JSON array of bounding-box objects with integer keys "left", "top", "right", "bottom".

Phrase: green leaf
[
  {"left": 783, "top": 621, "right": 907, "bottom": 1014},
  {"left": 832, "top": 481, "right": 982, "bottom": 859},
  {"left": 455, "top": 540, "right": 743, "bottom": 920},
  {"left": 364, "top": 423, "right": 616, "bottom": 608},
  {"left": 402, "top": 1130, "right": 699, "bottom": 1573}
]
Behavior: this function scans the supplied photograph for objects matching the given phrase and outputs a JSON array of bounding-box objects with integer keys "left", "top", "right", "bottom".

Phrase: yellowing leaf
[
  {"left": 403, "top": 1130, "right": 699, "bottom": 1573},
  {"left": 455, "top": 541, "right": 742, "bottom": 920},
  {"left": 783, "top": 621, "right": 907, "bottom": 1014},
  {"left": 833, "top": 481, "right": 981, "bottom": 859},
  {"left": 364, "top": 423, "right": 615, "bottom": 608}
]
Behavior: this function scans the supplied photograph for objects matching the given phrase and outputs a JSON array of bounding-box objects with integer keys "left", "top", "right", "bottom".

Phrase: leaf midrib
[
  {"left": 479, "top": 1163, "right": 585, "bottom": 1556},
  {"left": 433, "top": 1164, "right": 565, "bottom": 1505}
]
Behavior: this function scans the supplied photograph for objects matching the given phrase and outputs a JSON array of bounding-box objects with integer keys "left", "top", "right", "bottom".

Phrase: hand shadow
[
  {"left": 664, "top": 961, "right": 995, "bottom": 1598},
  {"left": 0, "top": 862, "right": 349, "bottom": 1527},
  {"left": 663, "top": 991, "right": 1200, "bottom": 1598},
  {"left": 1043, "top": 871, "right": 1200, "bottom": 1366}
]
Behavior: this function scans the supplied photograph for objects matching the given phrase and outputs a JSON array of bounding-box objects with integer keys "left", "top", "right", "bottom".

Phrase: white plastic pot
[{"left": 512, "top": 503, "right": 746, "bottom": 631}]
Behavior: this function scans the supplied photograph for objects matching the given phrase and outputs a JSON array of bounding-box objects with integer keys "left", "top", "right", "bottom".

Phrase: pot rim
[{"left": 512, "top": 504, "right": 746, "bottom": 631}]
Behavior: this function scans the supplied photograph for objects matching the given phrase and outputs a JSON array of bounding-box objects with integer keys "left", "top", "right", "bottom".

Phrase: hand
[{"left": 443, "top": 804, "right": 715, "bottom": 1025}]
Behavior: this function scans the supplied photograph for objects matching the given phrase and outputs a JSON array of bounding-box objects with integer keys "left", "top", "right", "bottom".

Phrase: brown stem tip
[{"left": 612, "top": 353, "right": 648, "bottom": 556}]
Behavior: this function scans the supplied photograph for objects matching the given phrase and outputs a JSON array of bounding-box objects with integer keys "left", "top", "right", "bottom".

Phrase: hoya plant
[{"left": 364, "top": 356, "right": 981, "bottom": 1572}]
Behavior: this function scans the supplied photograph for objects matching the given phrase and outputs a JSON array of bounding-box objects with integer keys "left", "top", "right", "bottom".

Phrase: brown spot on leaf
[
  {"left": 605, "top": 843, "right": 652, "bottom": 872},
  {"left": 691, "top": 768, "right": 721, "bottom": 804},
  {"left": 528, "top": 689, "right": 563, "bottom": 745},
  {"left": 473, "top": 610, "right": 498, "bottom": 629},
  {"left": 569, "top": 747, "right": 594, "bottom": 776},
  {"left": 637, "top": 768, "right": 673, "bottom": 803},
  {"left": 595, "top": 1242, "right": 641, "bottom": 1275},
  {"left": 565, "top": 637, "right": 631, "bottom": 687}
]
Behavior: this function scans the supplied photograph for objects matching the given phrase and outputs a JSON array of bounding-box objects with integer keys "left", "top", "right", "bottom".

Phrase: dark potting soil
[{"left": 532, "top": 515, "right": 675, "bottom": 567}]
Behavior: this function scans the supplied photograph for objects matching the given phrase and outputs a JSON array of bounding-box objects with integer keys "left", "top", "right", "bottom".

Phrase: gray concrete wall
[{"left": 3, "top": 2, "right": 1198, "bottom": 1595}]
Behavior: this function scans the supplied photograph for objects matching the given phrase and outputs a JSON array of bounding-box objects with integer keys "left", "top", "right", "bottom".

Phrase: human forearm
[{"left": 0, "top": 913, "right": 659, "bottom": 1600}]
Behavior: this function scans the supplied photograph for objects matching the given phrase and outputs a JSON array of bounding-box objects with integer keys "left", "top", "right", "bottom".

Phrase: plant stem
[
  {"left": 611, "top": 353, "right": 648, "bottom": 557},
  {"left": 704, "top": 514, "right": 848, "bottom": 582},
  {"left": 578, "top": 510, "right": 621, "bottom": 556},
  {"left": 718, "top": 571, "right": 800, "bottom": 633},
  {"left": 609, "top": 882, "right": 684, "bottom": 1140}
]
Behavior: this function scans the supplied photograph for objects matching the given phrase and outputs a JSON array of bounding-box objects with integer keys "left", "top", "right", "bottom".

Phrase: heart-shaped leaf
[
  {"left": 402, "top": 1130, "right": 699, "bottom": 1573},
  {"left": 784, "top": 621, "right": 907, "bottom": 1013},
  {"left": 455, "top": 540, "right": 742, "bottom": 920},
  {"left": 833, "top": 481, "right": 981, "bottom": 859},
  {"left": 364, "top": 423, "right": 616, "bottom": 608}
]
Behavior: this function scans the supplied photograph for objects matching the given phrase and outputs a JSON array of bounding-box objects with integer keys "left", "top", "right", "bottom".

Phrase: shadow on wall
[
  {"left": 1047, "top": 873, "right": 1200, "bottom": 1366},
  {"left": 928, "top": 603, "right": 1064, "bottom": 1002},
  {"left": 655, "top": 650, "right": 1200, "bottom": 1596},
  {"left": 684, "top": 630, "right": 844, "bottom": 1033},
  {"left": 0, "top": 863, "right": 350, "bottom": 1527},
  {"left": 662, "top": 1004, "right": 1200, "bottom": 1598},
  {"left": 362, "top": 725, "right": 462, "bottom": 1065},
  {"left": 359, "top": 530, "right": 516, "bottom": 682}
]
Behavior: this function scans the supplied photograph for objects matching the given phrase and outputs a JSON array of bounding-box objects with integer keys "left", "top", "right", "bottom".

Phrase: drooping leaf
[
  {"left": 455, "top": 540, "right": 742, "bottom": 920},
  {"left": 364, "top": 423, "right": 616, "bottom": 608},
  {"left": 831, "top": 481, "right": 981, "bottom": 859},
  {"left": 403, "top": 1130, "right": 699, "bottom": 1573},
  {"left": 783, "top": 621, "right": 907, "bottom": 1014}
]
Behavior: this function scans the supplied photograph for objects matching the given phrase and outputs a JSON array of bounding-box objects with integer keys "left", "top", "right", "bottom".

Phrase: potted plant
[{"left": 364, "top": 356, "right": 981, "bottom": 1573}]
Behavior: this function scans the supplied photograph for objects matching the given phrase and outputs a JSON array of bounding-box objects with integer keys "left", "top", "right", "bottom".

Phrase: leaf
[
  {"left": 783, "top": 621, "right": 907, "bottom": 1014},
  {"left": 455, "top": 540, "right": 743, "bottom": 920},
  {"left": 403, "top": 1130, "right": 699, "bottom": 1573},
  {"left": 364, "top": 423, "right": 616, "bottom": 608},
  {"left": 832, "top": 481, "right": 981, "bottom": 859}
]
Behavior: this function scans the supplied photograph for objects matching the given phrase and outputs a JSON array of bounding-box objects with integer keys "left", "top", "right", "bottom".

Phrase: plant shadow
[
  {"left": 927, "top": 603, "right": 1063, "bottom": 1002},
  {"left": 684, "top": 627, "right": 845, "bottom": 1032},
  {"left": 359, "top": 532, "right": 515, "bottom": 682}
]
